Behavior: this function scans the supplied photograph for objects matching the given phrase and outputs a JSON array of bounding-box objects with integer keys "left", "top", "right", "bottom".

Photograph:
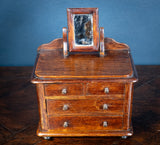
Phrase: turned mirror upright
[{"left": 63, "top": 8, "right": 105, "bottom": 56}]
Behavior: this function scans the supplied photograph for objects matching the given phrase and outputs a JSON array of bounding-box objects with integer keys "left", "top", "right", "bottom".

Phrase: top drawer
[
  {"left": 44, "top": 83, "right": 83, "bottom": 96},
  {"left": 86, "top": 82, "right": 125, "bottom": 95}
]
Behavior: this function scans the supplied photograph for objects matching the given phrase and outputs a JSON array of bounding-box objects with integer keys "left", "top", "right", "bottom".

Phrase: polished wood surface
[
  {"left": 44, "top": 83, "right": 83, "bottom": 96},
  {"left": 35, "top": 50, "right": 133, "bottom": 79},
  {"left": 46, "top": 99, "right": 124, "bottom": 115},
  {"left": 86, "top": 82, "right": 125, "bottom": 95},
  {"left": 31, "top": 38, "right": 137, "bottom": 137},
  {"left": 0, "top": 66, "right": 159, "bottom": 144},
  {"left": 37, "top": 37, "right": 129, "bottom": 51},
  {"left": 99, "top": 27, "right": 105, "bottom": 56},
  {"left": 62, "top": 27, "right": 68, "bottom": 57},
  {"left": 48, "top": 116, "right": 123, "bottom": 131},
  {"left": 33, "top": 38, "right": 135, "bottom": 81}
]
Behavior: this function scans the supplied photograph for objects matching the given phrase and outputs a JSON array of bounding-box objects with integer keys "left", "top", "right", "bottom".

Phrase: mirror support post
[
  {"left": 62, "top": 27, "right": 69, "bottom": 57},
  {"left": 99, "top": 27, "right": 105, "bottom": 57},
  {"left": 63, "top": 27, "right": 105, "bottom": 57}
]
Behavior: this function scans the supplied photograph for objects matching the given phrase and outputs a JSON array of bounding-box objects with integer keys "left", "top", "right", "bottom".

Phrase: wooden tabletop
[
  {"left": 32, "top": 38, "right": 137, "bottom": 81},
  {"left": 0, "top": 66, "right": 159, "bottom": 145},
  {"left": 35, "top": 50, "right": 133, "bottom": 79}
]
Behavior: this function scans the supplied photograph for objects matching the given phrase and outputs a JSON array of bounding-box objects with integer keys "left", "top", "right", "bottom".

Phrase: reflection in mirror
[{"left": 73, "top": 14, "right": 93, "bottom": 46}]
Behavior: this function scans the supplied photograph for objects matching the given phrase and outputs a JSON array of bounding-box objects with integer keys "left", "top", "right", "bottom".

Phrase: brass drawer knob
[
  {"left": 103, "top": 121, "right": 108, "bottom": 127},
  {"left": 62, "top": 88, "right": 67, "bottom": 94},
  {"left": 103, "top": 104, "right": 108, "bottom": 110},
  {"left": 63, "top": 121, "right": 69, "bottom": 127},
  {"left": 104, "top": 87, "right": 109, "bottom": 94},
  {"left": 63, "top": 104, "right": 69, "bottom": 111}
]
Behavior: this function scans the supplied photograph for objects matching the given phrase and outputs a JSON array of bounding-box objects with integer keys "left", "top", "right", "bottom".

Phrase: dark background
[{"left": 0, "top": 0, "right": 160, "bottom": 66}]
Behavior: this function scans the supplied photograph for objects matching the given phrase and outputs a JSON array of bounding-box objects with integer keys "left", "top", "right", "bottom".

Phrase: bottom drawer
[{"left": 48, "top": 116, "right": 123, "bottom": 131}]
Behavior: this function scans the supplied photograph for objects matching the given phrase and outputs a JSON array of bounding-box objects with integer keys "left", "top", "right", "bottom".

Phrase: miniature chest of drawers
[{"left": 31, "top": 37, "right": 138, "bottom": 139}]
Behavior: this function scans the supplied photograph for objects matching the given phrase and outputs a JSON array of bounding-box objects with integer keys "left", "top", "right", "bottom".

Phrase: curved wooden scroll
[{"left": 37, "top": 38, "right": 130, "bottom": 52}]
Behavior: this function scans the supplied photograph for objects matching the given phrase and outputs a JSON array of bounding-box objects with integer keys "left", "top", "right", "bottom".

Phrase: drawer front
[
  {"left": 86, "top": 82, "right": 125, "bottom": 95},
  {"left": 48, "top": 116, "right": 123, "bottom": 130},
  {"left": 44, "top": 83, "right": 83, "bottom": 96},
  {"left": 47, "top": 99, "right": 124, "bottom": 115}
]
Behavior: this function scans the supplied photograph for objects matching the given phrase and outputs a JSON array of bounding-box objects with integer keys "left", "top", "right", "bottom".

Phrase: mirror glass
[{"left": 73, "top": 14, "right": 93, "bottom": 46}]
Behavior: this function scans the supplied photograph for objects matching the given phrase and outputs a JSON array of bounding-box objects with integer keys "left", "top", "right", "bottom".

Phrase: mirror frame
[{"left": 67, "top": 8, "right": 99, "bottom": 52}]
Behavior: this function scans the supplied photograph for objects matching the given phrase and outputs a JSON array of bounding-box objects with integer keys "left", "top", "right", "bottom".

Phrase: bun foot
[
  {"left": 43, "top": 136, "right": 51, "bottom": 140},
  {"left": 121, "top": 136, "right": 127, "bottom": 139}
]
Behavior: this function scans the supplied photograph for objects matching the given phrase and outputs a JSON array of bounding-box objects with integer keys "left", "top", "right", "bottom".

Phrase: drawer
[
  {"left": 44, "top": 83, "right": 83, "bottom": 96},
  {"left": 48, "top": 116, "right": 123, "bottom": 130},
  {"left": 86, "top": 82, "right": 125, "bottom": 95},
  {"left": 47, "top": 99, "right": 124, "bottom": 115}
]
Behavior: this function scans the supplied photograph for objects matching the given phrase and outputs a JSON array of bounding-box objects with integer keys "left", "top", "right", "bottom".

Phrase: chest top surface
[{"left": 32, "top": 38, "right": 137, "bottom": 82}]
